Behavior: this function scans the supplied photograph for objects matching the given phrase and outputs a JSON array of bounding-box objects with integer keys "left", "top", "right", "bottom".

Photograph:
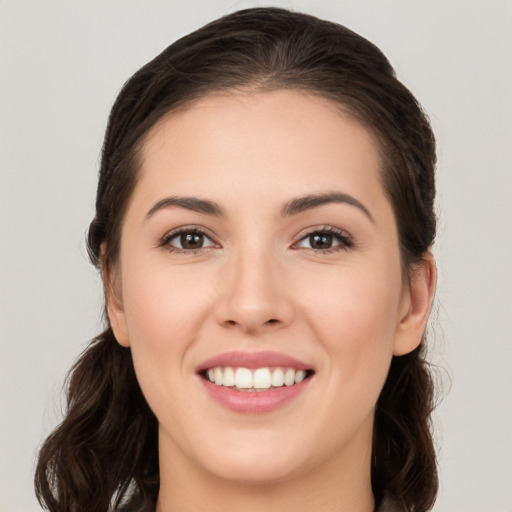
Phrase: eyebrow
[
  {"left": 145, "top": 196, "right": 225, "bottom": 219},
  {"left": 145, "top": 191, "right": 373, "bottom": 222},
  {"left": 281, "top": 192, "right": 374, "bottom": 222}
]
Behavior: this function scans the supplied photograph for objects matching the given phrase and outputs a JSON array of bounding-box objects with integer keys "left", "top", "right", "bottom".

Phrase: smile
[
  {"left": 203, "top": 366, "right": 311, "bottom": 391},
  {"left": 196, "top": 351, "right": 315, "bottom": 412}
]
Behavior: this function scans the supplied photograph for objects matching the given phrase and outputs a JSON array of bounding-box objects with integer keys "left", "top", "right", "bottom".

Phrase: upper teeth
[{"left": 206, "top": 367, "right": 307, "bottom": 390}]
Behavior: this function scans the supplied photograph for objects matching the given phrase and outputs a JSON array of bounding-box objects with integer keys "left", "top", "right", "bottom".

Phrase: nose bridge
[{"left": 217, "top": 237, "right": 293, "bottom": 333}]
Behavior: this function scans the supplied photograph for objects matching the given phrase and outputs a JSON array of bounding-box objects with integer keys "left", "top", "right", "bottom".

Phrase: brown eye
[
  {"left": 180, "top": 233, "right": 205, "bottom": 249},
  {"left": 296, "top": 229, "right": 352, "bottom": 252},
  {"left": 309, "top": 233, "right": 333, "bottom": 249},
  {"left": 166, "top": 230, "right": 215, "bottom": 251}
]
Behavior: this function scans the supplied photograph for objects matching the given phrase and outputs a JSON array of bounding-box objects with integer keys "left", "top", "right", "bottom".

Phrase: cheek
[
  {"left": 302, "top": 261, "right": 402, "bottom": 335},
  {"left": 118, "top": 261, "right": 219, "bottom": 430},
  {"left": 119, "top": 259, "right": 216, "bottom": 379},
  {"left": 298, "top": 260, "right": 402, "bottom": 384},
  {"left": 122, "top": 253, "right": 210, "bottom": 330}
]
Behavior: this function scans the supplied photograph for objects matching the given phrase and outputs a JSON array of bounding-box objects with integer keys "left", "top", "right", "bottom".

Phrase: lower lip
[{"left": 199, "top": 377, "right": 312, "bottom": 413}]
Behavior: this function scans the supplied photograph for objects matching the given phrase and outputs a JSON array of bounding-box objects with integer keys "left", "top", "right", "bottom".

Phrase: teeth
[
  {"left": 214, "top": 367, "right": 223, "bottom": 385},
  {"left": 271, "top": 368, "right": 284, "bottom": 387},
  {"left": 235, "top": 368, "right": 253, "bottom": 389},
  {"left": 253, "top": 368, "right": 272, "bottom": 389},
  {"left": 223, "top": 367, "right": 235, "bottom": 387},
  {"left": 295, "top": 370, "right": 306, "bottom": 384},
  {"left": 205, "top": 366, "right": 309, "bottom": 390},
  {"left": 284, "top": 368, "right": 295, "bottom": 386}
]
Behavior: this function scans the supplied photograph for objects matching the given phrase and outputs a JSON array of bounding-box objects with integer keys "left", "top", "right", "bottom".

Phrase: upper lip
[{"left": 196, "top": 351, "right": 313, "bottom": 372}]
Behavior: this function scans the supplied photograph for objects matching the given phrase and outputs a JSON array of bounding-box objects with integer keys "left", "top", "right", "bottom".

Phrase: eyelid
[
  {"left": 158, "top": 225, "right": 221, "bottom": 252},
  {"left": 291, "top": 225, "right": 354, "bottom": 252},
  {"left": 157, "top": 224, "right": 353, "bottom": 253}
]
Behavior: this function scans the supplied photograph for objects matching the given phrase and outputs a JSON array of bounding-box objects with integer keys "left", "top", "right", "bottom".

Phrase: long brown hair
[{"left": 35, "top": 8, "right": 438, "bottom": 511}]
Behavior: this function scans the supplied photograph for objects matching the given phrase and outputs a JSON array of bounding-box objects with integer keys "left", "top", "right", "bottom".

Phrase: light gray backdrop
[{"left": 1, "top": 1, "right": 511, "bottom": 511}]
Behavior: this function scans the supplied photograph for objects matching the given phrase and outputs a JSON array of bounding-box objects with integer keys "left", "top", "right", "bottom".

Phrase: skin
[{"left": 105, "top": 90, "right": 435, "bottom": 512}]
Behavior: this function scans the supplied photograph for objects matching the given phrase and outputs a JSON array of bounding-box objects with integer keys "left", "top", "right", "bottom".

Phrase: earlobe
[
  {"left": 393, "top": 252, "right": 436, "bottom": 356},
  {"left": 100, "top": 244, "right": 130, "bottom": 347}
]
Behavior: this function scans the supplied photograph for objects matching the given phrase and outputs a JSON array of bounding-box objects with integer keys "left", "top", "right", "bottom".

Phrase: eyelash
[
  {"left": 292, "top": 226, "right": 354, "bottom": 253},
  {"left": 159, "top": 225, "right": 219, "bottom": 254},
  {"left": 159, "top": 225, "right": 354, "bottom": 254}
]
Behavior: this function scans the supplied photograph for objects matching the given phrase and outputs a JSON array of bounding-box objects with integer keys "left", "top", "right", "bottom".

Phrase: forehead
[
  {"left": 137, "top": 90, "right": 383, "bottom": 199},
  {"left": 120, "top": 89, "right": 401, "bottom": 262}
]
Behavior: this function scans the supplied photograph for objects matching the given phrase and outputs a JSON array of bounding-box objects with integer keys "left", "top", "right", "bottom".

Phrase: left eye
[
  {"left": 166, "top": 231, "right": 215, "bottom": 250},
  {"left": 296, "top": 230, "right": 351, "bottom": 251}
]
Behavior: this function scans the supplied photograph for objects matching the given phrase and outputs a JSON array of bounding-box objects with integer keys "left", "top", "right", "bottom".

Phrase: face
[{"left": 107, "top": 90, "right": 428, "bottom": 486}]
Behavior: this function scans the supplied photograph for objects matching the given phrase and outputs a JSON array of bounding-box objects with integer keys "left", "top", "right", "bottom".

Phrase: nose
[{"left": 215, "top": 246, "right": 295, "bottom": 335}]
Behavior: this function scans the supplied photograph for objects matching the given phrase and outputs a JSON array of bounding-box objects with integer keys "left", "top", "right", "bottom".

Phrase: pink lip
[
  {"left": 196, "top": 351, "right": 314, "bottom": 414},
  {"left": 196, "top": 350, "right": 313, "bottom": 372},
  {"left": 199, "top": 377, "right": 312, "bottom": 413}
]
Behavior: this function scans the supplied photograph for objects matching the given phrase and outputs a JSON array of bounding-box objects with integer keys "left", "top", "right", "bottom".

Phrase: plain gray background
[{"left": 1, "top": 1, "right": 511, "bottom": 511}]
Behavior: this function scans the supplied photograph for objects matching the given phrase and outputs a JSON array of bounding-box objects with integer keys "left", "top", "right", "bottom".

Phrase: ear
[
  {"left": 393, "top": 252, "right": 436, "bottom": 356},
  {"left": 100, "top": 244, "right": 130, "bottom": 347}
]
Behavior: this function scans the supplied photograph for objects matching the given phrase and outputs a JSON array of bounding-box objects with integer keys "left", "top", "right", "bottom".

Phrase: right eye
[{"left": 161, "top": 229, "right": 216, "bottom": 252}]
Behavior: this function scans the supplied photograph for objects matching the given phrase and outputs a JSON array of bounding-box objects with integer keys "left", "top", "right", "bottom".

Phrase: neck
[{"left": 156, "top": 428, "right": 375, "bottom": 512}]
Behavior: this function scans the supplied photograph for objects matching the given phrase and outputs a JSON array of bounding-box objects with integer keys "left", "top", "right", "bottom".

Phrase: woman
[{"left": 35, "top": 7, "right": 438, "bottom": 512}]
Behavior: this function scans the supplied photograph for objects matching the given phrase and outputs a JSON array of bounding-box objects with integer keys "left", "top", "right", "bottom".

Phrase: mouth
[
  {"left": 196, "top": 351, "right": 315, "bottom": 413},
  {"left": 199, "top": 366, "right": 315, "bottom": 392}
]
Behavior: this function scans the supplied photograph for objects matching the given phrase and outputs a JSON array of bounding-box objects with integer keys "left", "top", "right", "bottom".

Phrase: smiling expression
[{"left": 106, "top": 90, "right": 426, "bottom": 487}]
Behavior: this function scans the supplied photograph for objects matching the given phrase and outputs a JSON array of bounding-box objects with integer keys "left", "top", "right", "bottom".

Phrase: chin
[
  {"left": 205, "top": 454, "right": 303, "bottom": 485},
  {"left": 195, "top": 430, "right": 309, "bottom": 485}
]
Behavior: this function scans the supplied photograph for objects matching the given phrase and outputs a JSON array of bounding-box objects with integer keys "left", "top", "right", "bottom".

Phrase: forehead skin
[{"left": 133, "top": 90, "right": 391, "bottom": 232}]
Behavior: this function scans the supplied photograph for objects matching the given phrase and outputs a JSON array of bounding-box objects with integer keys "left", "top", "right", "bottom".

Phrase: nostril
[{"left": 222, "top": 316, "right": 284, "bottom": 331}]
